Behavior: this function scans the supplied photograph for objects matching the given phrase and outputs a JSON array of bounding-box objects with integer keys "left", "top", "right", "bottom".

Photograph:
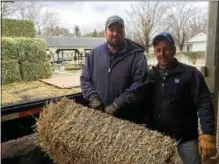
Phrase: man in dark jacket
[
  {"left": 80, "top": 15, "right": 149, "bottom": 123},
  {"left": 147, "top": 32, "right": 217, "bottom": 163}
]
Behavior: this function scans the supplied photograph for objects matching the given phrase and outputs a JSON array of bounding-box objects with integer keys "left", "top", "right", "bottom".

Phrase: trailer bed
[{"left": 1, "top": 80, "right": 81, "bottom": 106}]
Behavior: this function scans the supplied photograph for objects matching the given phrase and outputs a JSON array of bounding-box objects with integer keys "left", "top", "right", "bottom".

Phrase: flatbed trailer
[{"left": 1, "top": 92, "right": 87, "bottom": 164}]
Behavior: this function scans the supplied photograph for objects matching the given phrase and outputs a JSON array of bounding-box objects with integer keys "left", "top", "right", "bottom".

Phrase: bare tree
[
  {"left": 1, "top": 2, "right": 10, "bottom": 18},
  {"left": 126, "top": 2, "right": 170, "bottom": 52},
  {"left": 164, "top": 2, "right": 200, "bottom": 52},
  {"left": 44, "top": 26, "right": 70, "bottom": 36},
  {"left": 3, "top": 1, "right": 60, "bottom": 35},
  {"left": 189, "top": 11, "right": 207, "bottom": 38},
  {"left": 84, "top": 29, "right": 105, "bottom": 37},
  {"left": 1, "top": 2, "right": 16, "bottom": 18}
]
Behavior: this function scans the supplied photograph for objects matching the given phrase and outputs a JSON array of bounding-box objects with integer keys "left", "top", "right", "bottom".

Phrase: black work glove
[
  {"left": 88, "top": 94, "right": 104, "bottom": 111},
  {"left": 105, "top": 103, "right": 119, "bottom": 116}
]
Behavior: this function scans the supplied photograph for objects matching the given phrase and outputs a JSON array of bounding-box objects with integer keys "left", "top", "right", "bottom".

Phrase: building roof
[
  {"left": 40, "top": 35, "right": 106, "bottom": 47},
  {"left": 187, "top": 32, "right": 206, "bottom": 43}
]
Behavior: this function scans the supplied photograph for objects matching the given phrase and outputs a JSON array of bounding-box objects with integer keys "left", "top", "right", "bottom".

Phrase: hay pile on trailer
[
  {"left": 2, "top": 19, "right": 52, "bottom": 84},
  {"left": 36, "top": 98, "right": 182, "bottom": 164}
]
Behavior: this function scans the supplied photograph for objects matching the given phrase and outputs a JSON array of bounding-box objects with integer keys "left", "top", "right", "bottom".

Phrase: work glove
[
  {"left": 198, "top": 134, "right": 217, "bottom": 162},
  {"left": 105, "top": 103, "right": 119, "bottom": 116},
  {"left": 88, "top": 94, "right": 104, "bottom": 111}
]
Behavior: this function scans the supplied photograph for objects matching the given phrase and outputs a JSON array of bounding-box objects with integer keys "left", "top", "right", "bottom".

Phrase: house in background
[
  {"left": 40, "top": 36, "right": 106, "bottom": 62},
  {"left": 186, "top": 32, "right": 206, "bottom": 52}
]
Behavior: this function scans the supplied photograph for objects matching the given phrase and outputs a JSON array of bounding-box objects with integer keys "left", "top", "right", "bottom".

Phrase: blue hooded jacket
[{"left": 80, "top": 38, "right": 149, "bottom": 122}]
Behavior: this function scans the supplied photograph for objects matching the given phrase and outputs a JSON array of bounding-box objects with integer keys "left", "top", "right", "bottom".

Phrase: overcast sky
[{"left": 41, "top": 1, "right": 208, "bottom": 34}]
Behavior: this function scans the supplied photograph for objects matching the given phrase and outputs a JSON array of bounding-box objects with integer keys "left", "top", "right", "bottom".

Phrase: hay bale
[
  {"left": 15, "top": 38, "right": 47, "bottom": 63},
  {"left": 36, "top": 98, "right": 182, "bottom": 164},
  {"left": 2, "top": 37, "right": 17, "bottom": 60},
  {"left": 2, "top": 59, "right": 22, "bottom": 85},
  {"left": 20, "top": 61, "right": 52, "bottom": 81},
  {"left": 2, "top": 18, "right": 36, "bottom": 38}
]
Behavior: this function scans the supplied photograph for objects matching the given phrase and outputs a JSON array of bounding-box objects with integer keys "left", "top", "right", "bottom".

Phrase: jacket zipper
[
  {"left": 161, "top": 71, "right": 168, "bottom": 120},
  {"left": 105, "top": 54, "right": 111, "bottom": 106},
  {"left": 105, "top": 49, "right": 142, "bottom": 105}
]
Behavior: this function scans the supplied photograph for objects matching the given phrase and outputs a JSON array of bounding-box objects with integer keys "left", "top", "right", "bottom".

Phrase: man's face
[
  {"left": 105, "top": 23, "right": 125, "bottom": 48},
  {"left": 154, "top": 40, "right": 176, "bottom": 69}
]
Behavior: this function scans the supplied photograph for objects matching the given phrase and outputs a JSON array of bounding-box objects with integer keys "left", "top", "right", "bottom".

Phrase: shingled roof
[
  {"left": 40, "top": 35, "right": 106, "bottom": 47},
  {"left": 187, "top": 32, "right": 206, "bottom": 43}
]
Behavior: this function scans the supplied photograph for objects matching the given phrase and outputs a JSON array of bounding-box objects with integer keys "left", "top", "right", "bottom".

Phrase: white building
[{"left": 186, "top": 32, "right": 206, "bottom": 52}]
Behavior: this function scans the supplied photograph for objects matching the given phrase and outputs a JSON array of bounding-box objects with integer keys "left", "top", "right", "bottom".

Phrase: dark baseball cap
[
  {"left": 152, "top": 32, "right": 175, "bottom": 45},
  {"left": 105, "top": 15, "right": 124, "bottom": 28}
]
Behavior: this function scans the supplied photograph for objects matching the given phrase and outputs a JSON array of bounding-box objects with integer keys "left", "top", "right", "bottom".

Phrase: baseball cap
[
  {"left": 105, "top": 15, "right": 124, "bottom": 28},
  {"left": 152, "top": 32, "right": 175, "bottom": 45}
]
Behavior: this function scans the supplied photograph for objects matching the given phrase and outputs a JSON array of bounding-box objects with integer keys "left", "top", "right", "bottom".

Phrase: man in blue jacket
[
  {"left": 147, "top": 32, "right": 217, "bottom": 163},
  {"left": 80, "top": 15, "right": 149, "bottom": 123}
]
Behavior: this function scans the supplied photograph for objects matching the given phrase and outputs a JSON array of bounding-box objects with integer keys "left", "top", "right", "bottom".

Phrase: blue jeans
[{"left": 177, "top": 139, "right": 202, "bottom": 164}]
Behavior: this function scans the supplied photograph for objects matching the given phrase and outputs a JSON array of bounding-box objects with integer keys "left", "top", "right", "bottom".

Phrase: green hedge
[
  {"left": 2, "top": 59, "right": 22, "bottom": 85},
  {"left": 2, "top": 18, "right": 36, "bottom": 38}
]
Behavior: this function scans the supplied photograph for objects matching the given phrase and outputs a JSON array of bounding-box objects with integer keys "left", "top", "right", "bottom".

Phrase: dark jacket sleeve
[
  {"left": 113, "top": 53, "right": 149, "bottom": 108},
  {"left": 192, "top": 68, "right": 215, "bottom": 135},
  {"left": 80, "top": 51, "right": 98, "bottom": 101}
]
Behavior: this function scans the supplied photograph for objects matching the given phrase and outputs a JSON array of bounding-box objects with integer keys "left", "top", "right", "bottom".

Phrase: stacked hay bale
[
  {"left": 36, "top": 98, "right": 182, "bottom": 164},
  {"left": 2, "top": 18, "right": 35, "bottom": 38},
  {"left": 2, "top": 38, "right": 22, "bottom": 84},
  {"left": 2, "top": 19, "right": 51, "bottom": 84},
  {"left": 15, "top": 38, "right": 52, "bottom": 81}
]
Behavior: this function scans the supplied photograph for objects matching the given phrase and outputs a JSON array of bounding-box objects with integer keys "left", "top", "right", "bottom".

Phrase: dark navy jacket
[
  {"left": 80, "top": 38, "right": 149, "bottom": 123},
  {"left": 147, "top": 59, "right": 215, "bottom": 141}
]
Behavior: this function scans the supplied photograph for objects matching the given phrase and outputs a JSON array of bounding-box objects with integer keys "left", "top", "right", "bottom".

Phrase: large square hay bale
[
  {"left": 2, "top": 59, "right": 22, "bottom": 85},
  {"left": 36, "top": 98, "right": 182, "bottom": 164},
  {"left": 2, "top": 18, "right": 36, "bottom": 38},
  {"left": 20, "top": 61, "right": 52, "bottom": 81},
  {"left": 2, "top": 37, "right": 17, "bottom": 60},
  {"left": 15, "top": 38, "right": 48, "bottom": 63}
]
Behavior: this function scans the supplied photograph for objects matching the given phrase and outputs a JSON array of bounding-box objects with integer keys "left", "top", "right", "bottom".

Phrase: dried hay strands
[
  {"left": 2, "top": 37, "right": 17, "bottom": 60},
  {"left": 2, "top": 59, "right": 22, "bottom": 84},
  {"left": 20, "top": 61, "right": 52, "bottom": 81},
  {"left": 15, "top": 37, "right": 47, "bottom": 63},
  {"left": 2, "top": 18, "right": 36, "bottom": 38},
  {"left": 36, "top": 98, "right": 181, "bottom": 164}
]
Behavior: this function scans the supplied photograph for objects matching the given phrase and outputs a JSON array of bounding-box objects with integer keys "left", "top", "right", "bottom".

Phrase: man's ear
[{"left": 153, "top": 46, "right": 156, "bottom": 54}]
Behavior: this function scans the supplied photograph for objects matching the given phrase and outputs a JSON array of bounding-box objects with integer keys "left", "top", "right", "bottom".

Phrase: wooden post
[{"left": 204, "top": 1, "right": 219, "bottom": 163}]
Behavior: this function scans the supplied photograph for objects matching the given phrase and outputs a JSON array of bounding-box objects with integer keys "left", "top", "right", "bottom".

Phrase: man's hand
[
  {"left": 105, "top": 103, "right": 119, "bottom": 116},
  {"left": 88, "top": 94, "right": 104, "bottom": 111},
  {"left": 198, "top": 134, "right": 217, "bottom": 161}
]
